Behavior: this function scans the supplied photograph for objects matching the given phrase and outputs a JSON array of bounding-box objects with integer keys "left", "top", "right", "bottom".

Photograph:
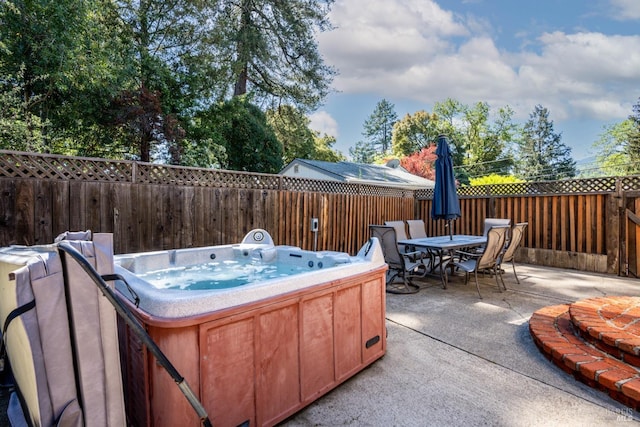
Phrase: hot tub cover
[{"left": 0, "top": 232, "right": 125, "bottom": 427}]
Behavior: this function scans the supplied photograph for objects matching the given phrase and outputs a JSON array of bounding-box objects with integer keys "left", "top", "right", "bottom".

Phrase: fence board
[
  {"left": 0, "top": 181, "right": 16, "bottom": 245},
  {"left": 34, "top": 180, "right": 51, "bottom": 245},
  {"left": 585, "top": 195, "right": 593, "bottom": 253},
  {"left": 577, "top": 195, "right": 584, "bottom": 253},
  {"left": 15, "top": 180, "right": 35, "bottom": 246}
]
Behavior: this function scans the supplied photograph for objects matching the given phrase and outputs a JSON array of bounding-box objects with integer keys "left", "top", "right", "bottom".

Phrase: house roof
[{"left": 279, "top": 159, "right": 435, "bottom": 189}]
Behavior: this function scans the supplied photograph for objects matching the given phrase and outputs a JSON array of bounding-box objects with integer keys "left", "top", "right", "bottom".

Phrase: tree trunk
[{"left": 234, "top": 66, "right": 247, "bottom": 96}]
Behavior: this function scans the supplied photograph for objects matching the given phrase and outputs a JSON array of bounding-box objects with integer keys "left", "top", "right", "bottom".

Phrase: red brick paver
[{"left": 529, "top": 297, "right": 640, "bottom": 411}]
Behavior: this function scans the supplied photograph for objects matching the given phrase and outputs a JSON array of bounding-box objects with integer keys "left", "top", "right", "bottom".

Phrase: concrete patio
[{"left": 281, "top": 264, "right": 640, "bottom": 426}]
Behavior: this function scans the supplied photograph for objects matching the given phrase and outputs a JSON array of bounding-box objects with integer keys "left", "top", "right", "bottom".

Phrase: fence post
[{"left": 609, "top": 178, "right": 624, "bottom": 275}]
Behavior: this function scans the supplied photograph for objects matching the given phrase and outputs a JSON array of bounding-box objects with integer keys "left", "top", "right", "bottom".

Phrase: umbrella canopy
[{"left": 431, "top": 135, "right": 461, "bottom": 238}]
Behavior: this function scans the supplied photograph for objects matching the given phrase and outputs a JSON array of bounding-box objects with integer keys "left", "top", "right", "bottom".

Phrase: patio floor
[
  {"left": 2, "top": 264, "right": 640, "bottom": 426},
  {"left": 280, "top": 264, "right": 640, "bottom": 426}
]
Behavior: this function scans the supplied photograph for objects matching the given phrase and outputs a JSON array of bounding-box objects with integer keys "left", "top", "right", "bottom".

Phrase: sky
[{"left": 308, "top": 0, "right": 640, "bottom": 162}]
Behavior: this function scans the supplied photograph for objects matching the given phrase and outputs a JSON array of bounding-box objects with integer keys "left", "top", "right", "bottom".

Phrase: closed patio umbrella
[{"left": 431, "top": 134, "right": 461, "bottom": 239}]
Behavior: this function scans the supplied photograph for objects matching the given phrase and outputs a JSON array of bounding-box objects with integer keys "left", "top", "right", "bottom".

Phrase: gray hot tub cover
[{"left": 0, "top": 232, "right": 125, "bottom": 426}]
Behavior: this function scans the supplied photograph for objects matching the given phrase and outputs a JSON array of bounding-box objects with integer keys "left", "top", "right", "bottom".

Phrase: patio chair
[
  {"left": 406, "top": 219, "right": 441, "bottom": 268},
  {"left": 370, "top": 225, "right": 428, "bottom": 294},
  {"left": 406, "top": 219, "right": 428, "bottom": 239},
  {"left": 452, "top": 225, "right": 509, "bottom": 299},
  {"left": 483, "top": 218, "right": 511, "bottom": 237},
  {"left": 386, "top": 220, "right": 430, "bottom": 258},
  {"left": 385, "top": 220, "right": 411, "bottom": 252},
  {"left": 498, "top": 222, "right": 528, "bottom": 287},
  {"left": 472, "top": 217, "right": 512, "bottom": 254}
]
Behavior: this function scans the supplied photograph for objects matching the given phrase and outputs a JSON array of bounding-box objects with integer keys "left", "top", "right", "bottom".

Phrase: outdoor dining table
[{"left": 398, "top": 234, "right": 487, "bottom": 289}]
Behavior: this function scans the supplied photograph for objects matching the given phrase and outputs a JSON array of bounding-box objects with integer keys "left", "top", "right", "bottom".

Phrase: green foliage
[
  {"left": 462, "top": 103, "right": 517, "bottom": 177},
  {"left": 515, "top": 105, "right": 576, "bottom": 181},
  {"left": 0, "top": 70, "right": 49, "bottom": 152},
  {"left": 266, "top": 106, "right": 316, "bottom": 164},
  {"left": 313, "top": 133, "right": 346, "bottom": 162},
  {"left": 266, "top": 105, "right": 344, "bottom": 164},
  {"left": 432, "top": 99, "right": 467, "bottom": 166},
  {"left": 0, "top": 0, "right": 135, "bottom": 153},
  {"left": 363, "top": 99, "right": 397, "bottom": 154},
  {"left": 591, "top": 119, "right": 638, "bottom": 176},
  {"left": 178, "top": 138, "right": 228, "bottom": 169},
  {"left": 349, "top": 140, "right": 377, "bottom": 164},
  {"left": 628, "top": 97, "right": 640, "bottom": 169},
  {"left": 469, "top": 174, "right": 524, "bottom": 186},
  {"left": 391, "top": 111, "right": 439, "bottom": 157},
  {"left": 216, "top": 0, "right": 335, "bottom": 112},
  {"left": 430, "top": 99, "right": 517, "bottom": 179},
  {"left": 196, "top": 97, "right": 283, "bottom": 173},
  {"left": 0, "top": 0, "right": 334, "bottom": 170}
]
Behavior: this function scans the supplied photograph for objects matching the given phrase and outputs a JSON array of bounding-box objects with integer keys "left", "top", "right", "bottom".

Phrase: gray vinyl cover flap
[
  {"left": 0, "top": 233, "right": 125, "bottom": 427},
  {"left": 0, "top": 246, "right": 83, "bottom": 427},
  {"left": 59, "top": 233, "right": 126, "bottom": 427}
]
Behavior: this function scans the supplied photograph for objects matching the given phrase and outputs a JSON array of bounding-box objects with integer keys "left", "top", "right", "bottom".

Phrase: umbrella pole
[{"left": 449, "top": 219, "right": 453, "bottom": 240}]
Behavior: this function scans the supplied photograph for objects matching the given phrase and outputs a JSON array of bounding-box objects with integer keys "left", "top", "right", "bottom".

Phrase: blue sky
[{"left": 308, "top": 0, "right": 640, "bottom": 162}]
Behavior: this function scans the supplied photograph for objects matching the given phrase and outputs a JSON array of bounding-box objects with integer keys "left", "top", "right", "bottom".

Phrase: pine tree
[
  {"left": 220, "top": 0, "right": 335, "bottom": 112},
  {"left": 516, "top": 105, "right": 576, "bottom": 181},
  {"left": 362, "top": 99, "right": 397, "bottom": 155},
  {"left": 349, "top": 140, "right": 377, "bottom": 164}
]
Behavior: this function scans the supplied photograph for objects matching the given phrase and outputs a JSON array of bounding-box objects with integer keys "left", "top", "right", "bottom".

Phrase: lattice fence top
[{"left": 1, "top": 150, "right": 639, "bottom": 198}]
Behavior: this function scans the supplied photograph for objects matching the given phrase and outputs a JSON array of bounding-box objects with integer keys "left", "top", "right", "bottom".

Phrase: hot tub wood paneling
[{"left": 119, "top": 265, "right": 387, "bottom": 427}]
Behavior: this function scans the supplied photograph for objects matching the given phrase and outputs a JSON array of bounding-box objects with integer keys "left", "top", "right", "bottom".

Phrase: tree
[
  {"left": 591, "top": 98, "right": 640, "bottom": 177},
  {"left": 114, "top": 0, "right": 225, "bottom": 161},
  {"left": 312, "top": 133, "right": 346, "bottom": 162},
  {"left": 363, "top": 99, "right": 397, "bottom": 154},
  {"left": 266, "top": 105, "right": 344, "bottom": 164},
  {"left": 266, "top": 105, "right": 316, "bottom": 164},
  {"left": 432, "top": 98, "right": 466, "bottom": 166},
  {"left": 591, "top": 120, "right": 637, "bottom": 176},
  {"left": 196, "top": 97, "right": 283, "bottom": 173},
  {"left": 349, "top": 140, "right": 377, "bottom": 164},
  {"left": 400, "top": 145, "right": 437, "bottom": 180},
  {"left": 516, "top": 105, "right": 576, "bottom": 181},
  {"left": 628, "top": 97, "right": 640, "bottom": 168},
  {"left": 108, "top": 85, "right": 185, "bottom": 163},
  {"left": 462, "top": 103, "right": 516, "bottom": 178},
  {"left": 217, "top": 0, "right": 335, "bottom": 112},
  {"left": 391, "top": 110, "right": 439, "bottom": 157},
  {"left": 0, "top": 69, "right": 49, "bottom": 152},
  {"left": 0, "top": 0, "right": 131, "bottom": 155}
]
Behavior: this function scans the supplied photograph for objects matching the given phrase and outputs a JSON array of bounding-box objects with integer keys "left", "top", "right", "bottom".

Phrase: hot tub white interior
[{"left": 114, "top": 229, "right": 385, "bottom": 318}]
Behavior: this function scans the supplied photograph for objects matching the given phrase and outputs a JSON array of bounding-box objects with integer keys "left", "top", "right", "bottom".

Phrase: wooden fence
[{"left": 1, "top": 150, "right": 639, "bottom": 275}]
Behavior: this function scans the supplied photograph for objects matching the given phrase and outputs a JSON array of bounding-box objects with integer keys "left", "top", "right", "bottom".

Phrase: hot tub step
[
  {"left": 570, "top": 296, "right": 640, "bottom": 368},
  {"left": 529, "top": 299, "right": 640, "bottom": 411}
]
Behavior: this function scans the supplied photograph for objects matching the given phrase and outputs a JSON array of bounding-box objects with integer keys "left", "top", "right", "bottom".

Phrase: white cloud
[
  {"left": 318, "top": 0, "right": 640, "bottom": 124},
  {"left": 569, "top": 99, "right": 631, "bottom": 119},
  {"left": 609, "top": 0, "right": 640, "bottom": 20},
  {"left": 308, "top": 111, "right": 339, "bottom": 138},
  {"left": 319, "top": 0, "right": 466, "bottom": 83}
]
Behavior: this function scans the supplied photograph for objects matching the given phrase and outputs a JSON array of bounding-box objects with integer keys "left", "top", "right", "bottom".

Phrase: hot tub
[{"left": 114, "top": 229, "right": 388, "bottom": 427}]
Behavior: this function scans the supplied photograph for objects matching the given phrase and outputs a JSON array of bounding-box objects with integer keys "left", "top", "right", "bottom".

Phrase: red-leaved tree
[{"left": 400, "top": 145, "right": 437, "bottom": 180}]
